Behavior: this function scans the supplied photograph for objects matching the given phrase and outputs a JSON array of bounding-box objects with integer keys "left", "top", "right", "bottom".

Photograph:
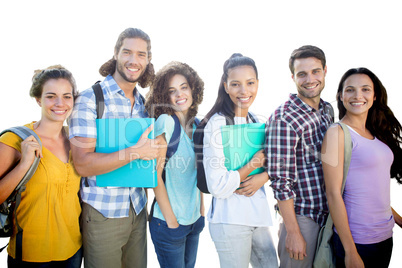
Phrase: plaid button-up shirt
[
  {"left": 69, "top": 75, "right": 147, "bottom": 218},
  {"left": 265, "top": 94, "right": 333, "bottom": 225}
]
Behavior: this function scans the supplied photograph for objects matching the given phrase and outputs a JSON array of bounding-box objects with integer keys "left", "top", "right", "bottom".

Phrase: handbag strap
[{"left": 324, "top": 122, "right": 353, "bottom": 227}]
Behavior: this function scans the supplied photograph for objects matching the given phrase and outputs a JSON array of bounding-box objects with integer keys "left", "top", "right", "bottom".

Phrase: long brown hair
[
  {"left": 337, "top": 67, "right": 402, "bottom": 183},
  {"left": 99, "top": 28, "right": 155, "bottom": 88}
]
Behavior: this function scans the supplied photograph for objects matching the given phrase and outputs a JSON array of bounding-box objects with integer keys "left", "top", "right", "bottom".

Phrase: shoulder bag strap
[
  {"left": 0, "top": 126, "right": 42, "bottom": 261},
  {"left": 324, "top": 122, "right": 353, "bottom": 228},
  {"left": 0, "top": 126, "right": 42, "bottom": 192},
  {"left": 338, "top": 122, "right": 352, "bottom": 194}
]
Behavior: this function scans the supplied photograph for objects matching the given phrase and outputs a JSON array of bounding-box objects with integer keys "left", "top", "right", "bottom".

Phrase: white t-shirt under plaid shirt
[
  {"left": 265, "top": 94, "right": 333, "bottom": 226},
  {"left": 69, "top": 75, "right": 147, "bottom": 218}
]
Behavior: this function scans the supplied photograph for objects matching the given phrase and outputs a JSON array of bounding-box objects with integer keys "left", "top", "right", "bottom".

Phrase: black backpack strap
[
  {"left": 225, "top": 113, "right": 256, "bottom": 125},
  {"left": 194, "top": 117, "right": 200, "bottom": 126},
  {"left": 92, "top": 81, "right": 104, "bottom": 120},
  {"left": 149, "top": 114, "right": 182, "bottom": 221},
  {"left": 15, "top": 191, "right": 23, "bottom": 260},
  {"left": 225, "top": 116, "right": 234, "bottom": 125},
  {"left": 165, "top": 114, "right": 181, "bottom": 159},
  {"left": 89, "top": 82, "right": 103, "bottom": 188},
  {"left": 248, "top": 112, "right": 257, "bottom": 123},
  {"left": 0, "top": 243, "right": 8, "bottom": 253},
  {"left": 194, "top": 119, "right": 210, "bottom": 194}
]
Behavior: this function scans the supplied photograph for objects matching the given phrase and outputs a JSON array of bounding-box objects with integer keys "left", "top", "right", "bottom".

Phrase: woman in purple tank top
[{"left": 322, "top": 68, "right": 402, "bottom": 268}]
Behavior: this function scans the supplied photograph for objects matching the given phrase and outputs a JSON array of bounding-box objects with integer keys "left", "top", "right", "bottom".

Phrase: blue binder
[
  {"left": 221, "top": 122, "right": 266, "bottom": 176},
  {"left": 95, "top": 118, "right": 157, "bottom": 188}
]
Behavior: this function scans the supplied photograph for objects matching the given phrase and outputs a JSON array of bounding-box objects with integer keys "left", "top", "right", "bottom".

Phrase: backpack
[
  {"left": 148, "top": 114, "right": 200, "bottom": 221},
  {"left": 193, "top": 113, "right": 256, "bottom": 194},
  {"left": 92, "top": 81, "right": 146, "bottom": 119},
  {"left": 0, "top": 126, "right": 42, "bottom": 258}
]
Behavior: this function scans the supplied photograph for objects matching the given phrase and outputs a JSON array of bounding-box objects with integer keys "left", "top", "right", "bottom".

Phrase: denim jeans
[
  {"left": 209, "top": 222, "right": 278, "bottom": 268},
  {"left": 8, "top": 247, "right": 82, "bottom": 268},
  {"left": 149, "top": 216, "right": 205, "bottom": 268}
]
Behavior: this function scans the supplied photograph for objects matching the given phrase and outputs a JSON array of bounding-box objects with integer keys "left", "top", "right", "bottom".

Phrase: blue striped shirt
[{"left": 69, "top": 75, "right": 147, "bottom": 218}]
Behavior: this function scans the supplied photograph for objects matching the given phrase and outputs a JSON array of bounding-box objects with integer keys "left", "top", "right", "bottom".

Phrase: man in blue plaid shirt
[
  {"left": 265, "top": 45, "right": 333, "bottom": 268},
  {"left": 69, "top": 28, "right": 159, "bottom": 268}
]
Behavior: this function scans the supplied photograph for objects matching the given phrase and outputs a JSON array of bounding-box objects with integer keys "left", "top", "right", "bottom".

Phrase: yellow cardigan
[{"left": 0, "top": 122, "right": 81, "bottom": 262}]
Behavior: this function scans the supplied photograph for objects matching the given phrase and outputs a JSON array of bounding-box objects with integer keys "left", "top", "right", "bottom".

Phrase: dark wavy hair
[
  {"left": 203, "top": 53, "right": 258, "bottom": 124},
  {"left": 30, "top": 65, "right": 78, "bottom": 99},
  {"left": 337, "top": 67, "right": 402, "bottom": 183},
  {"left": 99, "top": 28, "right": 155, "bottom": 88},
  {"left": 289, "top": 45, "right": 326, "bottom": 75},
  {"left": 145, "top": 61, "right": 204, "bottom": 123}
]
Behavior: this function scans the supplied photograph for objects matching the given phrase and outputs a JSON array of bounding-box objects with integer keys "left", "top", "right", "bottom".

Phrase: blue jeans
[
  {"left": 149, "top": 216, "right": 205, "bottom": 268},
  {"left": 8, "top": 247, "right": 82, "bottom": 268},
  {"left": 209, "top": 223, "right": 278, "bottom": 268}
]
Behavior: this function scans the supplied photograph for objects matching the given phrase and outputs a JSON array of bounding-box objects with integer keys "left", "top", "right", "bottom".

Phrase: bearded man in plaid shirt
[{"left": 265, "top": 45, "right": 333, "bottom": 268}]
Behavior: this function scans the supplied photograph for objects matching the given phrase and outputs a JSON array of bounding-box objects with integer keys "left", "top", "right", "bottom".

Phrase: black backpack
[
  {"left": 92, "top": 81, "right": 145, "bottom": 119},
  {"left": 193, "top": 113, "right": 256, "bottom": 194},
  {"left": 0, "top": 126, "right": 42, "bottom": 259},
  {"left": 148, "top": 114, "right": 200, "bottom": 220}
]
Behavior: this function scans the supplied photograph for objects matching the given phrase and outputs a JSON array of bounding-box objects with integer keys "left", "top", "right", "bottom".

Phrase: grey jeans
[
  {"left": 81, "top": 202, "right": 147, "bottom": 268},
  {"left": 278, "top": 215, "right": 320, "bottom": 268}
]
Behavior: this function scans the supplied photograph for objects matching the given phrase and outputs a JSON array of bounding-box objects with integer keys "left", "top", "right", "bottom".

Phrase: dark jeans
[
  {"left": 8, "top": 247, "right": 82, "bottom": 268},
  {"left": 333, "top": 232, "right": 393, "bottom": 268},
  {"left": 149, "top": 216, "right": 205, "bottom": 268}
]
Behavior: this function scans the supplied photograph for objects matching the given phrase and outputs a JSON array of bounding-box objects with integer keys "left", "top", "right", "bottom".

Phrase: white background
[{"left": 1, "top": 0, "right": 401, "bottom": 267}]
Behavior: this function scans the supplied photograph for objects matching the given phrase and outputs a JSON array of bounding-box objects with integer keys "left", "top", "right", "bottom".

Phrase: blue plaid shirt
[{"left": 69, "top": 75, "right": 147, "bottom": 218}]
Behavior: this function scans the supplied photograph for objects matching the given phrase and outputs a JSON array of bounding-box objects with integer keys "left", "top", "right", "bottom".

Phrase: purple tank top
[{"left": 334, "top": 127, "right": 395, "bottom": 244}]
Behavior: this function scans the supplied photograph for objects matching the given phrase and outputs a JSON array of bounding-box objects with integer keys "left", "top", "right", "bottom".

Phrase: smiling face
[
  {"left": 341, "top": 73, "right": 375, "bottom": 117},
  {"left": 168, "top": 74, "right": 193, "bottom": 117},
  {"left": 37, "top": 78, "right": 74, "bottom": 123},
  {"left": 292, "top": 57, "right": 326, "bottom": 108},
  {"left": 113, "top": 38, "right": 149, "bottom": 86},
  {"left": 224, "top": 65, "right": 259, "bottom": 117}
]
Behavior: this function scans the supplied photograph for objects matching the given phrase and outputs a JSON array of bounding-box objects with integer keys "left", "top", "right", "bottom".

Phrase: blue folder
[
  {"left": 221, "top": 122, "right": 266, "bottom": 177},
  {"left": 95, "top": 118, "right": 157, "bottom": 188}
]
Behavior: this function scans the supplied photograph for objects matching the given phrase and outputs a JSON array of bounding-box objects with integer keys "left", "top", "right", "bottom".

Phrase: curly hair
[
  {"left": 145, "top": 61, "right": 204, "bottom": 123},
  {"left": 99, "top": 28, "right": 155, "bottom": 88},
  {"left": 337, "top": 67, "right": 402, "bottom": 183},
  {"left": 30, "top": 64, "right": 78, "bottom": 99}
]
